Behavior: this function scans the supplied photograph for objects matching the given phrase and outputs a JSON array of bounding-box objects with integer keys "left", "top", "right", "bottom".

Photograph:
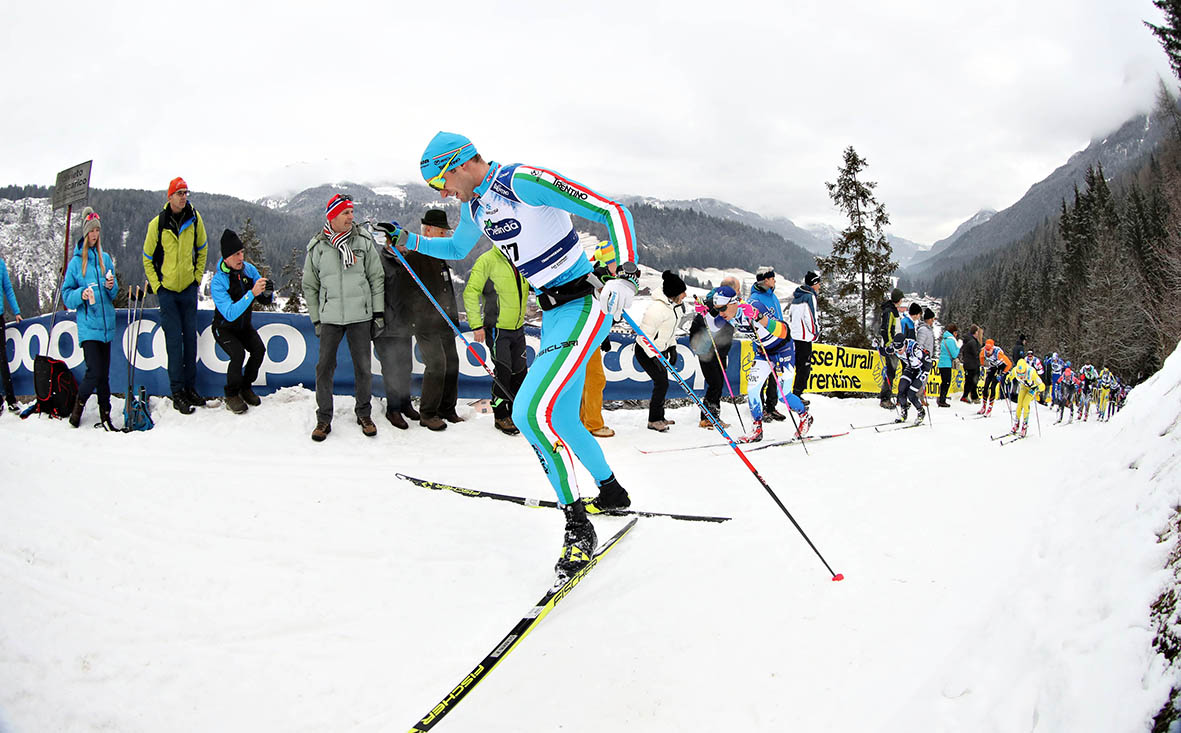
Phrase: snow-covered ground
[{"left": 2, "top": 343, "right": 1179, "bottom": 733}]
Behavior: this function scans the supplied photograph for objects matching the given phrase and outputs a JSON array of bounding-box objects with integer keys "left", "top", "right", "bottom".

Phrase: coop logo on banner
[{"left": 6, "top": 312, "right": 713, "bottom": 400}]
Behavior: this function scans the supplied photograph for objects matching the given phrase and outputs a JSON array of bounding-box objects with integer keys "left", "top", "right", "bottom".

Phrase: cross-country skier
[
  {"left": 1025, "top": 352, "right": 1045, "bottom": 404},
  {"left": 977, "top": 339, "right": 1013, "bottom": 416},
  {"left": 1047, "top": 352, "right": 1065, "bottom": 404},
  {"left": 728, "top": 293, "right": 812, "bottom": 443},
  {"left": 1080, "top": 363, "right": 1099, "bottom": 421},
  {"left": 1055, "top": 363, "right": 1076, "bottom": 423},
  {"left": 382, "top": 132, "right": 639, "bottom": 583},
  {"left": 886, "top": 332, "right": 931, "bottom": 425},
  {"left": 1005, "top": 356, "right": 1045, "bottom": 436}
]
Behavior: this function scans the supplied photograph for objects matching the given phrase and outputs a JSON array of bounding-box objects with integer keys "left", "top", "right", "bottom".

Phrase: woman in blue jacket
[
  {"left": 62, "top": 209, "right": 119, "bottom": 429},
  {"left": 935, "top": 323, "right": 960, "bottom": 407}
]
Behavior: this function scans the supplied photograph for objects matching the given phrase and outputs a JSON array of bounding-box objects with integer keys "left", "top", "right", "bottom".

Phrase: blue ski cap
[
  {"left": 712, "top": 285, "right": 738, "bottom": 306},
  {"left": 420, "top": 132, "right": 478, "bottom": 182}
]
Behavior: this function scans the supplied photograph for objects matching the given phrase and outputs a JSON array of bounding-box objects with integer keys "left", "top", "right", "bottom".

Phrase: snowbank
[{"left": 1, "top": 341, "right": 1179, "bottom": 732}]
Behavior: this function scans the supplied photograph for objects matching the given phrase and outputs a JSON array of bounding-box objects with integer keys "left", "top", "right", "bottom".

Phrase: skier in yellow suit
[{"left": 1005, "top": 356, "right": 1045, "bottom": 437}]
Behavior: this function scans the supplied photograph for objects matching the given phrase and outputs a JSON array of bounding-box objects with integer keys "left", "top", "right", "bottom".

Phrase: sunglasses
[{"left": 426, "top": 145, "right": 470, "bottom": 191}]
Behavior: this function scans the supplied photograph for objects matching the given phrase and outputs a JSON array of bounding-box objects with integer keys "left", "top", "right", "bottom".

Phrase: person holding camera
[
  {"left": 635, "top": 271, "right": 687, "bottom": 432},
  {"left": 211, "top": 229, "right": 274, "bottom": 414}
]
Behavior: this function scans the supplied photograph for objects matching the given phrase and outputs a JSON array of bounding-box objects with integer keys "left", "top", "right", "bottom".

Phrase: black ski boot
[
  {"left": 555, "top": 501, "right": 597, "bottom": 582},
  {"left": 584, "top": 474, "right": 632, "bottom": 514},
  {"left": 98, "top": 405, "right": 118, "bottom": 432}
]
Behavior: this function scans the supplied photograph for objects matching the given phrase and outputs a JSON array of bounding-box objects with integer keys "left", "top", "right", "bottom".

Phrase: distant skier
[
  {"left": 886, "top": 332, "right": 931, "bottom": 425},
  {"left": 1046, "top": 352, "right": 1065, "bottom": 404},
  {"left": 729, "top": 292, "right": 812, "bottom": 443},
  {"left": 1005, "top": 356, "right": 1045, "bottom": 437},
  {"left": 1055, "top": 363, "right": 1076, "bottom": 424},
  {"left": 1080, "top": 364, "right": 1099, "bottom": 421},
  {"left": 977, "top": 339, "right": 1013, "bottom": 417}
]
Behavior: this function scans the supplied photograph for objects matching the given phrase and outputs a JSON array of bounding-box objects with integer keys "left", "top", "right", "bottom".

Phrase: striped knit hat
[{"left": 324, "top": 194, "right": 356, "bottom": 267}]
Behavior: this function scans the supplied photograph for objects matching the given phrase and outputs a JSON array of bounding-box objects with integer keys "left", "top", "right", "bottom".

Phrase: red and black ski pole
[{"left": 623, "top": 311, "right": 843, "bottom": 581}]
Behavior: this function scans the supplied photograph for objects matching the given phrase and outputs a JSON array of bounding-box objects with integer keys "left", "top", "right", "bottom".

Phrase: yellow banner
[{"left": 738, "top": 341, "right": 976, "bottom": 396}]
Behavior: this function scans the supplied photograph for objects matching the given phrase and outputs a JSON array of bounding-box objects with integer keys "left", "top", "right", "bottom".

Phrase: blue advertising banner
[{"left": 3, "top": 310, "right": 740, "bottom": 401}]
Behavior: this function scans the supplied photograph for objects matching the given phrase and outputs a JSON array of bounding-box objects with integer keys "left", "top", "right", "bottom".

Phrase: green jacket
[
  {"left": 302, "top": 226, "right": 385, "bottom": 326},
  {"left": 463, "top": 247, "right": 528, "bottom": 330},
  {"left": 142, "top": 203, "right": 209, "bottom": 294}
]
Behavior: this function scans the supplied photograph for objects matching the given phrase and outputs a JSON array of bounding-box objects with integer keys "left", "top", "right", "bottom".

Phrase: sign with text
[{"left": 52, "top": 160, "right": 93, "bottom": 210}]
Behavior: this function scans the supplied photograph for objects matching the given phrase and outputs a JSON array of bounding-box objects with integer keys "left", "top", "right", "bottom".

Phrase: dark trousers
[
  {"left": 417, "top": 330, "right": 458, "bottom": 419},
  {"left": 880, "top": 353, "right": 899, "bottom": 401},
  {"left": 489, "top": 326, "right": 527, "bottom": 420},
  {"left": 214, "top": 325, "right": 265, "bottom": 396},
  {"left": 938, "top": 366, "right": 953, "bottom": 403},
  {"left": 635, "top": 347, "right": 669, "bottom": 422},
  {"left": 699, "top": 348, "right": 729, "bottom": 420},
  {"left": 157, "top": 283, "right": 198, "bottom": 395},
  {"left": 0, "top": 314, "right": 14, "bottom": 404},
  {"left": 77, "top": 340, "right": 112, "bottom": 411},
  {"left": 374, "top": 333, "right": 413, "bottom": 413},
  {"left": 897, "top": 367, "right": 926, "bottom": 413},
  {"left": 792, "top": 340, "right": 812, "bottom": 395},
  {"left": 762, "top": 368, "right": 779, "bottom": 410},
  {"left": 964, "top": 368, "right": 980, "bottom": 400},
  {"left": 315, "top": 322, "right": 373, "bottom": 423},
  {"left": 982, "top": 367, "right": 1002, "bottom": 401}
]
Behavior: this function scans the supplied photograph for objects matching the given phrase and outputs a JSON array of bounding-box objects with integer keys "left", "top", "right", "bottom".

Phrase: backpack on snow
[{"left": 32, "top": 354, "right": 78, "bottom": 419}]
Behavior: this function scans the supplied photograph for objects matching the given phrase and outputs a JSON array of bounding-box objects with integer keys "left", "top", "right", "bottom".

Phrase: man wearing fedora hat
[{"left": 402, "top": 209, "right": 463, "bottom": 430}]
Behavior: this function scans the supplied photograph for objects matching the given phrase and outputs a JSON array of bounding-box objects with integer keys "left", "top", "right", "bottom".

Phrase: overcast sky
[{"left": 1, "top": 0, "right": 1172, "bottom": 244}]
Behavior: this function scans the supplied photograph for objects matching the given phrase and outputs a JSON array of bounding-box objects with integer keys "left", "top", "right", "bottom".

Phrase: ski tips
[{"left": 831, "top": 573, "right": 844, "bottom": 582}]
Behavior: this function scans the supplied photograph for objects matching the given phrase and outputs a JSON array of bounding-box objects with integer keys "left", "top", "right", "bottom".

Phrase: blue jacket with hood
[{"left": 62, "top": 243, "right": 118, "bottom": 343}]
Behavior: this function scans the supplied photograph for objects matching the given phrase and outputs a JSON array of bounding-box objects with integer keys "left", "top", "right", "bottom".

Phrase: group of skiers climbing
[{"left": 874, "top": 288, "right": 1130, "bottom": 438}]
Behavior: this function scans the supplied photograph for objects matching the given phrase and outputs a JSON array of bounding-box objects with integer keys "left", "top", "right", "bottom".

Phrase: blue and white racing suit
[
  {"left": 733, "top": 302, "right": 808, "bottom": 423},
  {"left": 401, "top": 161, "right": 637, "bottom": 506}
]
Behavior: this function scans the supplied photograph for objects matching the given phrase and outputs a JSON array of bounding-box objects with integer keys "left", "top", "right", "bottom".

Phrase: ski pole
[
  {"left": 751, "top": 337, "right": 810, "bottom": 457},
  {"left": 1033, "top": 390, "right": 1042, "bottom": 437},
  {"left": 370, "top": 223, "right": 514, "bottom": 403},
  {"left": 692, "top": 295, "right": 747, "bottom": 433},
  {"left": 622, "top": 311, "right": 842, "bottom": 581}
]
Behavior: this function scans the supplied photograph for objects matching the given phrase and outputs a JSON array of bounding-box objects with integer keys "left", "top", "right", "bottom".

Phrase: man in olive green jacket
[
  {"left": 464, "top": 245, "right": 530, "bottom": 435},
  {"left": 142, "top": 177, "right": 209, "bottom": 414},
  {"left": 303, "top": 194, "right": 385, "bottom": 441}
]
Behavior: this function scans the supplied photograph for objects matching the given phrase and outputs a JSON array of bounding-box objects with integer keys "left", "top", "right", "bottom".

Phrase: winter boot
[
  {"left": 765, "top": 406, "right": 787, "bottom": 422},
  {"left": 897, "top": 407, "right": 908, "bottom": 423},
  {"left": 795, "top": 412, "right": 814, "bottom": 438},
  {"left": 239, "top": 387, "right": 261, "bottom": 407},
  {"left": 225, "top": 394, "right": 249, "bottom": 415},
  {"left": 172, "top": 392, "right": 194, "bottom": 415},
  {"left": 647, "top": 419, "right": 670, "bottom": 432},
  {"left": 494, "top": 416, "right": 520, "bottom": 435},
  {"left": 183, "top": 388, "right": 209, "bottom": 407},
  {"left": 913, "top": 408, "right": 925, "bottom": 426},
  {"left": 976, "top": 401, "right": 987, "bottom": 415},
  {"left": 555, "top": 502, "right": 597, "bottom": 582},
  {"left": 1020, "top": 419, "right": 1028, "bottom": 437},
  {"left": 385, "top": 409, "right": 409, "bottom": 430},
  {"left": 98, "top": 405, "right": 117, "bottom": 431},
  {"left": 984, "top": 399, "right": 994, "bottom": 417},
  {"left": 1011, "top": 420, "right": 1020, "bottom": 435},
  {"left": 880, "top": 398, "right": 897, "bottom": 410},
  {"left": 401, "top": 402, "right": 421, "bottom": 421},
  {"left": 739, "top": 419, "right": 764, "bottom": 444},
  {"left": 68, "top": 399, "right": 85, "bottom": 428},
  {"left": 584, "top": 475, "right": 631, "bottom": 514},
  {"left": 311, "top": 422, "right": 331, "bottom": 442}
]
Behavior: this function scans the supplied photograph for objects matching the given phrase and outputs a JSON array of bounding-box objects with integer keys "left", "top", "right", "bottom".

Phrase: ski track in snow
[{"left": 2, "top": 345, "right": 1180, "bottom": 732}]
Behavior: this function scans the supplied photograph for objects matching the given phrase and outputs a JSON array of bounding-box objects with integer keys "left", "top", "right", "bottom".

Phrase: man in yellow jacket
[
  {"left": 464, "top": 244, "right": 530, "bottom": 435},
  {"left": 1006, "top": 356, "right": 1045, "bottom": 438},
  {"left": 142, "top": 177, "right": 209, "bottom": 414}
]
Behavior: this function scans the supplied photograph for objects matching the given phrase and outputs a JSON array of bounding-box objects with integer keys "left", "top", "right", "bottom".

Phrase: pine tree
[
  {"left": 816, "top": 146, "right": 898, "bottom": 345},
  {"left": 280, "top": 248, "right": 305, "bottom": 314},
  {"left": 238, "top": 218, "right": 276, "bottom": 312},
  {"left": 1147, "top": 1, "right": 1181, "bottom": 82}
]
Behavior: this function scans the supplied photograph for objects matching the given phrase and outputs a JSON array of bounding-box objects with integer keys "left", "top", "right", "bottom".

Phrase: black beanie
[
  {"left": 662, "top": 270, "right": 687, "bottom": 299},
  {"left": 221, "top": 229, "right": 244, "bottom": 259},
  {"left": 908, "top": 302, "right": 922, "bottom": 316},
  {"left": 923, "top": 307, "right": 936, "bottom": 321}
]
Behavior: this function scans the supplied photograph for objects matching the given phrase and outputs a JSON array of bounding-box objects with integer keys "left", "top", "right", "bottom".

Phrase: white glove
[{"left": 598, "top": 278, "right": 636, "bottom": 318}]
